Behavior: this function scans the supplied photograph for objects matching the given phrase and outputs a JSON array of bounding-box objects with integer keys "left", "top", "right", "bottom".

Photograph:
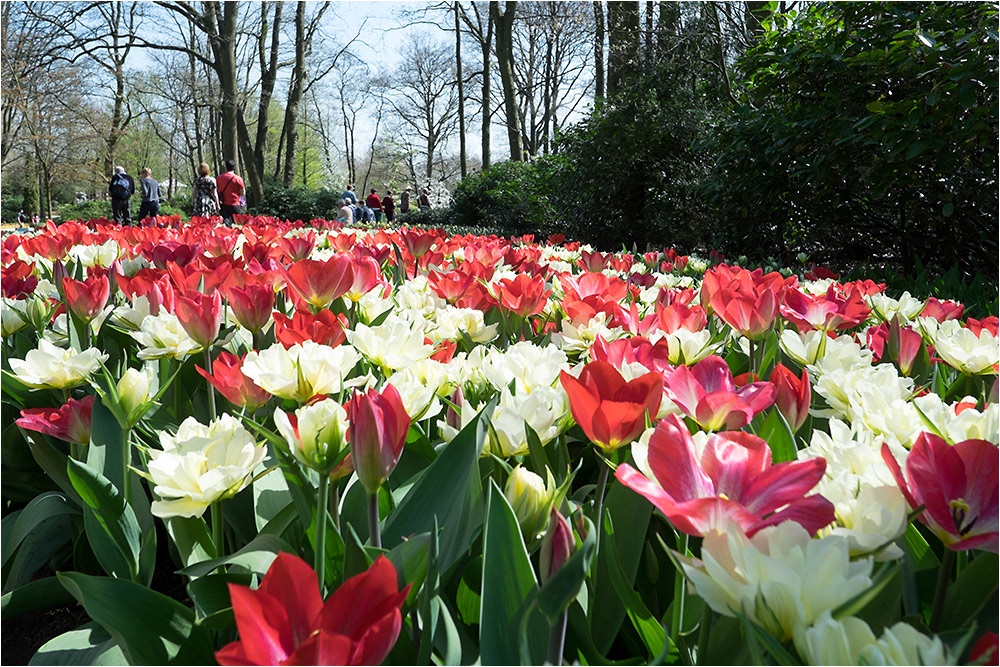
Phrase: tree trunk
[
  {"left": 207, "top": 2, "right": 239, "bottom": 163},
  {"left": 481, "top": 9, "right": 493, "bottom": 169},
  {"left": 492, "top": 1, "right": 522, "bottom": 162},
  {"left": 645, "top": 1, "right": 654, "bottom": 66},
  {"left": 607, "top": 1, "right": 639, "bottom": 96},
  {"left": 593, "top": 1, "right": 604, "bottom": 101},
  {"left": 281, "top": 1, "right": 306, "bottom": 187},
  {"left": 254, "top": 1, "right": 283, "bottom": 179},
  {"left": 455, "top": 2, "right": 467, "bottom": 177},
  {"left": 543, "top": 37, "right": 551, "bottom": 155}
]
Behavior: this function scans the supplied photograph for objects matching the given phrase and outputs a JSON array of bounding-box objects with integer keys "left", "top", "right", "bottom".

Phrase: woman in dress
[{"left": 192, "top": 162, "right": 220, "bottom": 218}]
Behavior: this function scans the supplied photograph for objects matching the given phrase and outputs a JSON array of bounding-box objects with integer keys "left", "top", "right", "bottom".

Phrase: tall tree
[
  {"left": 492, "top": 1, "right": 523, "bottom": 161},
  {"left": 389, "top": 36, "right": 460, "bottom": 179},
  {"left": 593, "top": 1, "right": 604, "bottom": 101},
  {"left": 454, "top": 2, "right": 467, "bottom": 177},
  {"left": 606, "top": 1, "right": 639, "bottom": 96},
  {"left": 457, "top": 2, "right": 494, "bottom": 169}
]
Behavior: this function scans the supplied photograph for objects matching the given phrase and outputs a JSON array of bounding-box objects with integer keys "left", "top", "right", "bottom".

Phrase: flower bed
[{"left": 1, "top": 216, "right": 997, "bottom": 666}]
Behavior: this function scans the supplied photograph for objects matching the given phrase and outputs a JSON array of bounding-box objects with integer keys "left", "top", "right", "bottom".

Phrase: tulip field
[{"left": 1, "top": 215, "right": 998, "bottom": 666}]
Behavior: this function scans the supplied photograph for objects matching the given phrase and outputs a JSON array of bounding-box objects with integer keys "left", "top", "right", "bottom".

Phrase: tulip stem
[
  {"left": 929, "top": 548, "right": 954, "bottom": 632},
  {"left": 316, "top": 474, "right": 329, "bottom": 593},
  {"left": 593, "top": 463, "right": 610, "bottom": 536},
  {"left": 368, "top": 491, "right": 382, "bottom": 549},
  {"left": 695, "top": 605, "right": 712, "bottom": 665},
  {"left": 212, "top": 503, "right": 225, "bottom": 564},
  {"left": 546, "top": 609, "right": 568, "bottom": 666},
  {"left": 748, "top": 338, "right": 755, "bottom": 379},
  {"left": 330, "top": 481, "right": 341, "bottom": 534},
  {"left": 671, "top": 533, "right": 689, "bottom": 640},
  {"left": 204, "top": 348, "right": 216, "bottom": 420}
]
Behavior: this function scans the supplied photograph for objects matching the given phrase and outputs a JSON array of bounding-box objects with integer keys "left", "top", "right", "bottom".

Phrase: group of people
[
  {"left": 106, "top": 159, "right": 245, "bottom": 226},
  {"left": 335, "top": 184, "right": 432, "bottom": 226}
]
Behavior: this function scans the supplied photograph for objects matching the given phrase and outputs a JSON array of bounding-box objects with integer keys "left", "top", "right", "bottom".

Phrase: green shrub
[
  {"left": 451, "top": 159, "right": 563, "bottom": 237},
  {"left": 396, "top": 206, "right": 456, "bottom": 229},
  {"left": 250, "top": 182, "right": 342, "bottom": 222}
]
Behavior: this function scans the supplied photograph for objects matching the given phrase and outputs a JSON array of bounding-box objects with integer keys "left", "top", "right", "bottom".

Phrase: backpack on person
[{"left": 111, "top": 174, "right": 130, "bottom": 199}]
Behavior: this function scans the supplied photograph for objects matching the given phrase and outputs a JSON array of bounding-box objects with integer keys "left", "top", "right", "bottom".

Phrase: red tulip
[
  {"left": 2, "top": 260, "right": 38, "bottom": 299},
  {"left": 278, "top": 232, "right": 316, "bottom": 261},
  {"left": 578, "top": 249, "right": 611, "bottom": 272},
  {"left": 655, "top": 302, "right": 707, "bottom": 334},
  {"left": 970, "top": 632, "right": 998, "bottom": 665},
  {"left": 882, "top": 434, "right": 998, "bottom": 552},
  {"left": 17, "top": 395, "right": 95, "bottom": 446},
  {"left": 216, "top": 553, "right": 410, "bottom": 666},
  {"left": 401, "top": 228, "right": 438, "bottom": 258},
  {"left": 559, "top": 272, "right": 628, "bottom": 302},
  {"left": 615, "top": 414, "right": 834, "bottom": 537},
  {"left": 559, "top": 361, "right": 662, "bottom": 452},
  {"left": 769, "top": 363, "right": 811, "bottom": 433},
  {"left": 273, "top": 309, "right": 347, "bottom": 348},
  {"left": 174, "top": 290, "right": 222, "bottom": 349},
  {"left": 497, "top": 274, "right": 551, "bottom": 318},
  {"left": 702, "top": 265, "right": 794, "bottom": 339},
  {"left": 347, "top": 385, "right": 411, "bottom": 495},
  {"left": 62, "top": 275, "right": 110, "bottom": 323},
  {"left": 663, "top": 355, "right": 775, "bottom": 431},
  {"left": 228, "top": 284, "right": 275, "bottom": 334},
  {"left": 344, "top": 256, "right": 383, "bottom": 302},
  {"left": 780, "top": 285, "right": 870, "bottom": 332},
  {"left": 196, "top": 351, "right": 271, "bottom": 410},
  {"left": 283, "top": 255, "right": 354, "bottom": 312}
]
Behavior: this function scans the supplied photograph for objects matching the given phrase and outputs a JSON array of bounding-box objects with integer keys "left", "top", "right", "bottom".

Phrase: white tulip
[{"left": 9, "top": 338, "right": 107, "bottom": 389}]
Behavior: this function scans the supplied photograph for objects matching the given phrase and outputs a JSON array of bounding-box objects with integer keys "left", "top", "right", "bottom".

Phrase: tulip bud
[
  {"left": 274, "top": 399, "right": 349, "bottom": 474},
  {"left": 63, "top": 275, "right": 110, "bottom": 323},
  {"left": 25, "top": 295, "right": 55, "bottom": 331},
  {"left": 770, "top": 363, "right": 811, "bottom": 433},
  {"left": 174, "top": 290, "right": 222, "bottom": 349},
  {"left": 539, "top": 508, "right": 575, "bottom": 583},
  {"left": 348, "top": 385, "right": 411, "bottom": 495},
  {"left": 505, "top": 466, "right": 554, "bottom": 539},
  {"left": 117, "top": 365, "right": 155, "bottom": 423}
]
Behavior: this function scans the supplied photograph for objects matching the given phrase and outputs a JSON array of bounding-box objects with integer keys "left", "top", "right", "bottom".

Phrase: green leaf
[
  {"left": 904, "top": 523, "right": 940, "bottom": 571},
  {"left": 943, "top": 552, "right": 998, "bottom": 631},
  {"left": 479, "top": 481, "right": 544, "bottom": 666},
  {"left": 738, "top": 613, "right": 798, "bottom": 666},
  {"left": 537, "top": 514, "right": 597, "bottom": 619},
  {"left": 2, "top": 577, "right": 75, "bottom": 621},
  {"left": 2, "top": 492, "right": 77, "bottom": 570},
  {"left": 381, "top": 403, "right": 487, "bottom": 572},
  {"left": 85, "top": 395, "right": 128, "bottom": 494},
  {"left": 604, "top": 517, "right": 670, "bottom": 660},
  {"left": 57, "top": 572, "right": 214, "bottom": 665},
  {"left": 590, "top": 480, "right": 653, "bottom": 653},
  {"left": 66, "top": 458, "right": 140, "bottom": 582},
  {"left": 165, "top": 516, "right": 214, "bottom": 569},
  {"left": 179, "top": 533, "right": 292, "bottom": 577},
  {"left": 385, "top": 532, "right": 432, "bottom": 608},
  {"left": 186, "top": 571, "right": 253, "bottom": 630},
  {"left": 27, "top": 622, "right": 126, "bottom": 666},
  {"left": 832, "top": 562, "right": 900, "bottom": 619},
  {"left": 756, "top": 408, "right": 798, "bottom": 463},
  {"left": 23, "top": 433, "right": 82, "bottom": 505}
]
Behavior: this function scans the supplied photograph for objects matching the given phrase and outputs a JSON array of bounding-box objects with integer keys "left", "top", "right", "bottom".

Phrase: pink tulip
[
  {"left": 17, "top": 395, "right": 94, "bottom": 446},
  {"left": 539, "top": 508, "right": 575, "bottom": 583},
  {"left": 882, "top": 434, "right": 998, "bottom": 553},
  {"left": 780, "top": 285, "right": 870, "bottom": 332},
  {"left": 663, "top": 355, "right": 775, "bottom": 431},
  {"left": 615, "top": 414, "right": 834, "bottom": 537},
  {"left": 216, "top": 553, "right": 410, "bottom": 666},
  {"left": 348, "top": 385, "right": 411, "bottom": 495},
  {"left": 283, "top": 256, "right": 354, "bottom": 312}
]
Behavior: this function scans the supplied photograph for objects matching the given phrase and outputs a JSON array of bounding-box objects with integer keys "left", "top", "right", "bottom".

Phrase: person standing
[
  {"left": 216, "top": 159, "right": 246, "bottom": 225},
  {"left": 383, "top": 190, "right": 396, "bottom": 223},
  {"left": 341, "top": 184, "right": 357, "bottom": 204},
  {"left": 108, "top": 166, "right": 135, "bottom": 225},
  {"left": 192, "top": 162, "right": 220, "bottom": 218},
  {"left": 366, "top": 188, "right": 383, "bottom": 223},
  {"left": 400, "top": 187, "right": 411, "bottom": 214},
  {"left": 138, "top": 167, "right": 163, "bottom": 221},
  {"left": 16, "top": 209, "right": 28, "bottom": 227},
  {"left": 418, "top": 187, "right": 431, "bottom": 210}
]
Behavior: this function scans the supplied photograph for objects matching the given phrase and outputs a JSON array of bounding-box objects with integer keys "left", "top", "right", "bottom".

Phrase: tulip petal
[
  {"left": 227, "top": 585, "right": 294, "bottom": 665},
  {"left": 257, "top": 552, "right": 324, "bottom": 647},
  {"left": 700, "top": 431, "right": 771, "bottom": 502},
  {"left": 284, "top": 631, "right": 354, "bottom": 666},
  {"left": 741, "top": 457, "right": 827, "bottom": 517},
  {"left": 646, "top": 415, "right": 715, "bottom": 500}
]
